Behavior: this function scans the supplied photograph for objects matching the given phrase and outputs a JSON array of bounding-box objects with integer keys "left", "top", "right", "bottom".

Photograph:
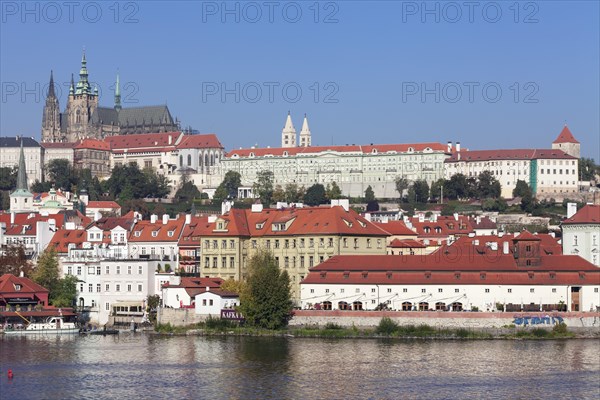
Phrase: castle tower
[
  {"left": 552, "top": 125, "right": 580, "bottom": 159},
  {"left": 10, "top": 139, "right": 34, "bottom": 213},
  {"left": 41, "top": 71, "right": 62, "bottom": 143},
  {"left": 299, "top": 113, "right": 311, "bottom": 147},
  {"left": 281, "top": 112, "right": 296, "bottom": 148},
  {"left": 65, "top": 49, "right": 99, "bottom": 142}
]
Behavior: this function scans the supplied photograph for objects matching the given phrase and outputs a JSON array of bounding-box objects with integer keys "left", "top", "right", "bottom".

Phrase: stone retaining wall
[
  {"left": 290, "top": 310, "right": 600, "bottom": 329},
  {"left": 157, "top": 308, "right": 208, "bottom": 327}
]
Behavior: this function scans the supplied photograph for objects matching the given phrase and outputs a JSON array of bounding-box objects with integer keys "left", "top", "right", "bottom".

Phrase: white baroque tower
[
  {"left": 281, "top": 112, "right": 297, "bottom": 148},
  {"left": 299, "top": 114, "right": 311, "bottom": 147}
]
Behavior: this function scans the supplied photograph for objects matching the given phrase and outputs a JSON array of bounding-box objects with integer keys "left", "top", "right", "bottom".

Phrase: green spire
[
  {"left": 16, "top": 138, "right": 29, "bottom": 190},
  {"left": 76, "top": 48, "right": 92, "bottom": 95},
  {"left": 114, "top": 73, "right": 122, "bottom": 111}
]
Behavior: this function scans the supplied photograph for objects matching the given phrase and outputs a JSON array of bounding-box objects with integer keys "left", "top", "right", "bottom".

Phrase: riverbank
[{"left": 152, "top": 318, "right": 599, "bottom": 340}]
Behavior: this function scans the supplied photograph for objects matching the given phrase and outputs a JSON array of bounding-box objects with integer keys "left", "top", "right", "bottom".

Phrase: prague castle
[{"left": 41, "top": 51, "right": 179, "bottom": 143}]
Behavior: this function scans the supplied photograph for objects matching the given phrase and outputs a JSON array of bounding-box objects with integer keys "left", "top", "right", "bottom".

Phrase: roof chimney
[
  {"left": 567, "top": 202, "right": 577, "bottom": 219},
  {"left": 151, "top": 214, "right": 158, "bottom": 224},
  {"left": 94, "top": 211, "right": 101, "bottom": 222},
  {"left": 456, "top": 142, "right": 461, "bottom": 152},
  {"left": 206, "top": 286, "right": 210, "bottom": 292},
  {"left": 185, "top": 214, "right": 191, "bottom": 225},
  {"left": 168, "top": 135, "right": 172, "bottom": 145},
  {"left": 447, "top": 141, "right": 452, "bottom": 153},
  {"left": 453, "top": 212, "right": 459, "bottom": 221},
  {"left": 503, "top": 241, "right": 510, "bottom": 255},
  {"left": 10, "top": 212, "right": 15, "bottom": 225},
  {"left": 251, "top": 203, "right": 263, "bottom": 213},
  {"left": 162, "top": 214, "right": 169, "bottom": 225}
]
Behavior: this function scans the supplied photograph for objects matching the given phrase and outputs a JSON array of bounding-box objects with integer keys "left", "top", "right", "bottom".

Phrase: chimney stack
[
  {"left": 447, "top": 141, "right": 452, "bottom": 153},
  {"left": 567, "top": 202, "right": 577, "bottom": 219},
  {"left": 162, "top": 214, "right": 169, "bottom": 225},
  {"left": 456, "top": 142, "right": 461, "bottom": 152},
  {"left": 503, "top": 241, "right": 510, "bottom": 255},
  {"left": 185, "top": 214, "right": 191, "bottom": 225},
  {"left": 151, "top": 214, "right": 158, "bottom": 224}
]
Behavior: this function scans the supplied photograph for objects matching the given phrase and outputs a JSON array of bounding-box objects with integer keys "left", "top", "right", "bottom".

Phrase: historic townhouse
[
  {"left": 74, "top": 139, "right": 111, "bottom": 178},
  {"left": 178, "top": 215, "right": 209, "bottom": 274},
  {"left": 444, "top": 126, "right": 580, "bottom": 199},
  {"left": 199, "top": 201, "right": 388, "bottom": 301},
  {"left": 301, "top": 231, "right": 600, "bottom": 312},
  {"left": 127, "top": 214, "right": 187, "bottom": 268},
  {"left": 562, "top": 204, "right": 600, "bottom": 267},
  {"left": 106, "top": 131, "right": 184, "bottom": 172},
  {"left": 1, "top": 137, "right": 43, "bottom": 185}
]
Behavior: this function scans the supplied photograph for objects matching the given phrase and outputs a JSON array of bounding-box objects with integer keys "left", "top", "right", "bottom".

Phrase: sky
[{"left": 1, "top": 1, "right": 599, "bottom": 160}]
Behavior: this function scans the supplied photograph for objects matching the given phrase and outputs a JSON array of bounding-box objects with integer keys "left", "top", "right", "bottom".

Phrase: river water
[{"left": 0, "top": 334, "right": 598, "bottom": 399}]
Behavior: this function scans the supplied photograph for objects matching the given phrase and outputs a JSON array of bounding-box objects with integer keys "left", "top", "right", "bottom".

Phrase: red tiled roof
[
  {"left": 74, "top": 138, "right": 110, "bottom": 151},
  {"left": 471, "top": 216, "right": 497, "bottom": 230},
  {"left": 410, "top": 215, "right": 473, "bottom": 238},
  {"left": 227, "top": 142, "right": 446, "bottom": 158},
  {"left": 375, "top": 221, "right": 417, "bottom": 236},
  {"left": 129, "top": 216, "right": 186, "bottom": 242},
  {"left": 87, "top": 216, "right": 135, "bottom": 232},
  {"left": 445, "top": 149, "right": 575, "bottom": 162},
  {"left": 106, "top": 132, "right": 182, "bottom": 151},
  {"left": 2, "top": 214, "right": 65, "bottom": 236},
  {"left": 302, "top": 251, "right": 600, "bottom": 286},
  {"left": 178, "top": 216, "right": 210, "bottom": 246},
  {"left": 48, "top": 229, "right": 87, "bottom": 253},
  {"left": 0, "top": 274, "right": 49, "bottom": 295},
  {"left": 390, "top": 239, "right": 426, "bottom": 248},
  {"left": 562, "top": 205, "right": 600, "bottom": 225},
  {"left": 451, "top": 233, "right": 562, "bottom": 255},
  {"left": 87, "top": 201, "right": 121, "bottom": 209},
  {"left": 553, "top": 125, "right": 579, "bottom": 144},
  {"left": 176, "top": 134, "right": 223, "bottom": 149},
  {"left": 193, "top": 289, "right": 239, "bottom": 298}
]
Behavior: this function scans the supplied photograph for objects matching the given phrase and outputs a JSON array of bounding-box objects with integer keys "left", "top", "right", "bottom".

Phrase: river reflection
[{"left": 1, "top": 335, "right": 599, "bottom": 400}]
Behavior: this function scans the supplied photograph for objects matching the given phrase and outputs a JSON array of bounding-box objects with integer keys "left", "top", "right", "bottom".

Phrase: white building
[
  {"left": 562, "top": 204, "right": 600, "bottom": 267},
  {"left": 41, "top": 142, "right": 76, "bottom": 173},
  {"left": 0, "top": 137, "right": 43, "bottom": 185},
  {"left": 195, "top": 289, "right": 239, "bottom": 316},
  {"left": 128, "top": 214, "right": 187, "bottom": 267},
  {"left": 161, "top": 276, "right": 224, "bottom": 308},
  {"left": 301, "top": 231, "right": 600, "bottom": 312}
]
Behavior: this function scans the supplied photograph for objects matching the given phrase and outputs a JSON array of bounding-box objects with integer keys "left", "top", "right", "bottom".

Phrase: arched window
[
  {"left": 179, "top": 155, "right": 183, "bottom": 167},
  {"left": 204, "top": 153, "right": 209, "bottom": 166},
  {"left": 402, "top": 302, "right": 412, "bottom": 311},
  {"left": 210, "top": 153, "right": 215, "bottom": 166},
  {"left": 199, "top": 154, "right": 203, "bottom": 167},
  {"left": 187, "top": 154, "right": 192, "bottom": 166},
  {"left": 76, "top": 109, "right": 81, "bottom": 124}
]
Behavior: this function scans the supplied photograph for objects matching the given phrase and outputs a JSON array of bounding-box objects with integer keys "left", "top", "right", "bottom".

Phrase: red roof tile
[
  {"left": 0, "top": 274, "right": 49, "bottom": 295},
  {"left": 562, "top": 205, "right": 600, "bottom": 224},
  {"left": 106, "top": 132, "right": 182, "bottom": 151},
  {"left": 74, "top": 138, "right": 110, "bottom": 151},
  {"left": 87, "top": 201, "right": 121, "bottom": 209},
  {"left": 375, "top": 221, "right": 417, "bottom": 236},
  {"left": 390, "top": 239, "right": 426, "bottom": 248},
  {"left": 227, "top": 142, "right": 446, "bottom": 158},
  {"left": 129, "top": 216, "right": 186, "bottom": 242},
  {"left": 445, "top": 149, "right": 575, "bottom": 162},
  {"left": 41, "top": 142, "right": 76, "bottom": 149},
  {"left": 48, "top": 229, "right": 87, "bottom": 253},
  {"left": 553, "top": 125, "right": 579, "bottom": 144},
  {"left": 176, "top": 134, "right": 223, "bottom": 149}
]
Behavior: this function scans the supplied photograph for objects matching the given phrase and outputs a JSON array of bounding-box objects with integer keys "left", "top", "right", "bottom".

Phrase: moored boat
[{"left": 3, "top": 316, "right": 79, "bottom": 335}]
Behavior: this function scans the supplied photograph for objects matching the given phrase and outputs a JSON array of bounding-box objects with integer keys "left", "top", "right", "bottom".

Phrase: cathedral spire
[
  {"left": 76, "top": 48, "right": 91, "bottom": 95},
  {"left": 299, "top": 113, "right": 311, "bottom": 147},
  {"left": 114, "top": 73, "right": 122, "bottom": 111},
  {"left": 16, "top": 138, "right": 29, "bottom": 190},
  {"left": 48, "top": 70, "right": 56, "bottom": 98},
  {"left": 69, "top": 73, "right": 75, "bottom": 95},
  {"left": 281, "top": 111, "right": 297, "bottom": 148}
]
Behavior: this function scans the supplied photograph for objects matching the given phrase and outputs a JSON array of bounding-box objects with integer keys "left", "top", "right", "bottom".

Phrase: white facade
[
  {"left": 562, "top": 225, "right": 600, "bottom": 267},
  {"left": 60, "top": 253, "right": 158, "bottom": 325},
  {"left": 0, "top": 139, "right": 43, "bottom": 185},
  {"left": 301, "top": 283, "right": 600, "bottom": 312},
  {"left": 223, "top": 145, "right": 448, "bottom": 198},
  {"left": 195, "top": 291, "right": 240, "bottom": 315}
]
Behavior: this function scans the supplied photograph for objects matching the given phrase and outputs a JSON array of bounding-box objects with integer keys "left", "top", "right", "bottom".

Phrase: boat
[
  {"left": 80, "top": 327, "right": 119, "bottom": 335},
  {"left": 3, "top": 316, "right": 79, "bottom": 335}
]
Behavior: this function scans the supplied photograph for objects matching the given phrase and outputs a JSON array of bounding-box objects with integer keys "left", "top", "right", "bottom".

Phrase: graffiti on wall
[{"left": 513, "top": 315, "right": 564, "bottom": 326}]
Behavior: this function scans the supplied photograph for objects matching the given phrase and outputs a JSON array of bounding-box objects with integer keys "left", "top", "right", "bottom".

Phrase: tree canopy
[
  {"left": 238, "top": 250, "right": 293, "bottom": 330},
  {"left": 32, "top": 247, "right": 77, "bottom": 307},
  {"left": 304, "top": 183, "right": 327, "bottom": 206},
  {"left": 326, "top": 182, "right": 343, "bottom": 200},
  {"left": 408, "top": 180, "right": 430, "bottom": 204},
  {"left": 364, "top": 185, "right": 376, "bottom": 202},
  {"left": 106, "top": 163, "right": 170, "bottom": 200},
  {"left": 214, "top": 170, "right": 242, "bottom": 203},
  {"left": 253, "top": 170, "right": 274, "bottom": 206},
  {"left": 394, "top": 176, "right": 409, "bottom": 200}
]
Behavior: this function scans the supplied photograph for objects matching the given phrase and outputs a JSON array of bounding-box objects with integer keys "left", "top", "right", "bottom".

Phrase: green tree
[
  {"left": 214, "top": 170, "right": 242, "bottom": 203},
  {"left": 430, "top": 178, "right": 445, "bottom": 202},
  {"left": 220, "top": 278, "right": 247, "bottom": 295},
  {"left": 364, "top": 185, "right": 376, "bottom": 202},
  {"left": 174, "top": 180, "right": 201, "bottom": 209},
  {"left": 32, "top": 247, "right": 77, "bottom": 307},
  {"left": 272, "top": 184, "right": 286, "bottom": 203},
  {"left": 476, "top": 171, "right": 501, "bottom": 199},
  {"left": 482, "top": 198, "right": 508, "bottom": 212},
  {"left": 521, "top": 190, "right": 536, "bottom": 213},
  {"left": 326, "top": 182, "right": 343, "bottom": 200},
  {"left": 579, "top": 157, "right": 599, "bottom": 181},
  {"left": 284, "top": 183, "right": 305, "bottom": 203},
  {"left": 366, "top": 200, "right": 379, "bottom": 212},
  {"left": 409, "top": 180, "right": 430, "bottom": 204},
  {"left": 0, "top": 166, "right": 17, "bottom": 190},
  {"left": 0, "top": 245, "right": 33, "bottom": 276},
  {"left": 0, "top": 190, "right": 9, "bottom": 210},
  {"left": 253, "top": 170, "right": 274, "bottom": 206},
  {"left": 444, "top": 174, "right": 472, "bottom": 200},
  {"left": 395, "top": 176, "right": 409, "bottom": 200},
  {"left": 47, "top": 159, "right": 76, "bottom": 191},
  {"left": 513, "top": 180, "right": 531, "bottom": 198},
  {"left": 304, "top": 183, "right": 327, "bottom": 206},
  {"left": 238, "top": 250, "right": 293, "bottom": 330}
]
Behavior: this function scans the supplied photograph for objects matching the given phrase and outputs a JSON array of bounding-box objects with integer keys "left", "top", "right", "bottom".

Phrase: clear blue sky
[{"left": 1, "top": 1, "right": 598, "bottom": 160}]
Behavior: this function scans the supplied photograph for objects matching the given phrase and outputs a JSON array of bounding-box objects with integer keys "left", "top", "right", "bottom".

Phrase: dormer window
[
  {"left": 167, "top": 231, "right": 174, "bottom": 237},
  {"left": 14, "top": 284, "right": 21, "bottom": 291},
  {"left": 152, "top": 231, "right": 158, "bottom": 237},
  {"left": 134, "top": 231, "right": 141, "bottom": 237}
]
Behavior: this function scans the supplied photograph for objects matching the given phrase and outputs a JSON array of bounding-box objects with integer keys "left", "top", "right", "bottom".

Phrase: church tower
[
  {"left": 552, "top": 125, "right": 580, "bottom": 159},
  {"left": 299, "top": 114, "right": 311, "bottom": 147},
  {"left": 65, "top": 50, "right": 99, "bottom": 142},
  {"left": 281, "top": 112, "right": 297, "bottom": 148},
  {"left": 41, "top": 71, "right": 62, "bottom": 142},
  {"left": 10, "top": 139, "right": 34, "bottom": 213}
]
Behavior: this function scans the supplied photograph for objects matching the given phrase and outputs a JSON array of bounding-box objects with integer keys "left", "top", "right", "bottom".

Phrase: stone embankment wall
[
  {"left": 157, "top": 308, "right": 208, "bottom": 327},
  {"left": 290, "top": 310, "right": 600, "bottom": 330}
]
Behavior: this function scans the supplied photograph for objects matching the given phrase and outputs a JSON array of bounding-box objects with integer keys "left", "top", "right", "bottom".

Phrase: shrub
[
  {"left": 204, "top": 315, "right": 236, "bottom": 330},
  {"left": 324, "top": 322, "right": 343, "bottom": 330},
  {"left": 376, "top": 317, "right": 399, "bottom": 335},
  {"left": 531, "top": 328, "right": 549, "bottom": 337},
  {"left": 455, "top": 328, "right": 471, "bottom": 338},
  {"left": 552, "top": 322, "right": 568, "bottom": 335}
]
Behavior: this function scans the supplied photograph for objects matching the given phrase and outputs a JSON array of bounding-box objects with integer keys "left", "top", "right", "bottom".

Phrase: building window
[
  {"left": 212, "top": 257, "right": 218, "bottom": 268},
  {"left": 230, "top": 240, "right": 235, "bottom": 249},
  {"left": 300, "top": 256, "right": 305, "bottom": 268},
  {"left": 96, "top": 284, "right": 101, "bottom": 293},
  {"left": 138, "top": 284, "right": 143, "bottom": 292},
  {"left": 128, "top": 266, "right": 132, "bottom": 274},
  {"left": 105, "top": 303, "right": 110, "bottom": 311},
  {"left": 530, "top": 288, "right": 534, "bottom": 293},
  {"left": 138, "top": 266, "right": 143, "bottom": 274},
  {"left": 309, "top": 256, "right": 314, "bottom": 267},
  {"left": 116, "top": 266, "right": 121, "bottom": 274},
  {"left": 485, "top": 288, "right": 490, "bottom": 293},
  {"left": 127, "top": 284, "right": 132, "bottom": 292},
  {"left": 421, "top": 289, "right": 426, "bottom": 293},
  {"left": 552, "top": 288, "right": 557, "bottom": 293},
  {"left": 371, "top": 288, "right": 376, "bottom": 293},
  {"left": 508, "top": 288, "right": 512, "bottom": 293},
  {"left": 455, "top": 289, "right": 459, "bottom": 293},
  {"left": 116, "top": 284, "right": 121, "bottom": 292},
  {"left": 105, "top": 266, "right": 110, "bottom": 274},
  {"left": 88, "top": 284, "right": 93, "bottom": 292},
  {"left": 77, "top": 266, "right": 82, "bottom": 275},
  {"left": 438, "top": 288, "right": 443, "bottom": 293},
  {"left": 222, "top": 257, "right": 227, "bottom": 268},
  {"left": 105, "top": 284, "right": 110, "bottom": 292},
  {"left": 310, "top": 289, "right": 314, "bottom": 293},
  {"left": 68, "top": 266, "right": 72, "bottom": 275},
  {"left": 96, "top": 266, "right": 101, "bottom": 275}
]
